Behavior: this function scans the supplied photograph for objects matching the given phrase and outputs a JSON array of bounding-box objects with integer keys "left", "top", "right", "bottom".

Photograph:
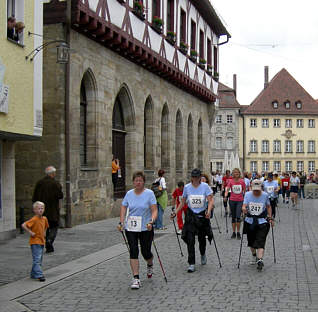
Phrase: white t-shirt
[
  {"left": 155, "top": 177, "right": 167, "bottom": 190},
  {"left": 290, "top": 176, "right": 300, "bottom": 186}
]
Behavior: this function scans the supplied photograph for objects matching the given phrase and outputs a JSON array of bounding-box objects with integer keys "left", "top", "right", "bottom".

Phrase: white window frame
[
  {"left": 274, "top": 161, "right": 281, "bottom": 172},
  {"left": 273, "top": 140, "right": 281, "bottom": 153},
  {"left": 296, "top": 101, "right": 302, "bottom": 109},
  {"left": 226, "top": 115, "right": 233, "bottom": 124},
  {"left": 285, "top": 101, "right": 290, "bottom": 109},
  {"left": 215, "top": 115, "right": 222, "bottom": 124},
  {"left": 285, "top": 140, "right": 292, "bottom": 153},
  {"left": 250, "top": 161, "right": 257, "bottom": 172},
  {"left": 285, "top": 119, "right": 292, "bottom": 128},
  {"left": 272, "top": 101, "right": 278, "bottom": 109},
  {"left": 262, "top": 161, "right": 269, "bottom": 172},
  {"left": 262, "top": 119, "right": 269, "bottom": 128},
  {"left": 227, "top": 137, "right": 233, "bottom": 149},
  {"left": 308, "top": 119, "right": 315, "bottom": 128},
  {"left": 297, "top": 161, "right": 304, "bottom": 172},
  {"left": 273, "top": 119, "right": 280, "bottom": 128},
  {"left": 296, "top": 119, "right": 303, "bottom": 128},
  {"left": 7, "top": 0, "right": 25, "bottom": 45},
  {"left": 285, "top": 161, "right": 292, "bottom": 172},
  {"left": 296, "top": 140, "right": 304, "bottom": 153},
  {"left": 309, "top": 161, "right": 315, "bottom": 172},
  {"left": 250, "top": 119, "right": 257, "bottom": 128},
  {"left": 216, "top": 137, "right": 222, "bottom": 149},
  {"left": 262, "top": 140, "right": 269, "bottom": 153},
  {"left": 250, "top": 140, "right": 257, "bottom": 153},
  {"left": 216, "top": 162, "right": 223, "bottom": 171},
  {"left": 308, "top": 140, "right": 316, "bottom": 153}
]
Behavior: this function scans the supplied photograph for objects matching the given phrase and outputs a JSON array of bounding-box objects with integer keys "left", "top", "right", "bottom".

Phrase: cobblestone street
[{"left": 1, "top": 196, "right": 318, "bottom": 311}]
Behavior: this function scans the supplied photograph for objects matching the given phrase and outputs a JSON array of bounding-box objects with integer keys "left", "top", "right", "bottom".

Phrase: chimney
[
  {"left": 264, "top": 66, "right": 269, "bottom": 89},
  {"left": 233, "top": 74, "right": 237, "bottom": 97}
]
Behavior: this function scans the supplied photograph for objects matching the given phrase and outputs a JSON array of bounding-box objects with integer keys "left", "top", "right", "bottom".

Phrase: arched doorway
[
  {"left": 161, "top": 104, "right": 170, "bottom": 169},
  {"left": 175, "top": 110, "right": 183, "bottom": 177},
  {"left": 198, "top": 118, "right": 203, "bottom": 169},
  {"left": 112, "top": 86, "right": 135, "bottom": 198},
  {"left": 187, "top": 114, "right": 194, "bottom": 174}
]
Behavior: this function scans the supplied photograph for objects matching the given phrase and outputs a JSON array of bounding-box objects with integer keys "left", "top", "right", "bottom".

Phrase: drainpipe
[
  {"left": 217, "top": 35, "right": 230, "bottom": 46},
  {"left": 242, "top": 115, "right": 246, "bottom": 171},
  {"left": 65, "top": 0, "right": 72, "bottom": 228}
]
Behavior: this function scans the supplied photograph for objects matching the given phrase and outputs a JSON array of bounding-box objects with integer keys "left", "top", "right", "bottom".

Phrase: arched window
[
  {"left": 187, "top": 114, "right": 194, "bottom": 171},
  {"left": 79, "top": 70, "right": 97, "bottom": 168},
  {"left": 144, "top": 97, "right": 154, "bottom": 169},
  {"left": 198, "top": 119, "right": 203, "bottom": 169},
  {"left": 161, "top": 104, "right": 170, "bottom": 168},
  {"left": 175, "top": 110, "right": 183, "bottom": 172}
]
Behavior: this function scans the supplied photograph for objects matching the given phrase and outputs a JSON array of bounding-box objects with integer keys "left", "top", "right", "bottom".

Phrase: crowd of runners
[{"left": 118, "top": 168, "right": 316, "bottom": 289}]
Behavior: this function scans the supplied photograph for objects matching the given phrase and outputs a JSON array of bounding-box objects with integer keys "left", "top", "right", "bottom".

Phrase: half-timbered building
[{"left": 16, "top": 0, "right": 230, "bottom": 225}]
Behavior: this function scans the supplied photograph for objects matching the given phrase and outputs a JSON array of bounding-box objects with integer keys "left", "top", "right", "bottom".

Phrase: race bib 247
[{"left": 248, "top": 202, "right": 264, "bottom": 216}]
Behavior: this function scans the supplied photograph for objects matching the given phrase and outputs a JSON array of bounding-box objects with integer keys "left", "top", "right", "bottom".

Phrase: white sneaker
[
  {"left": 131, "top": 278, "right": 141, "bottom": 289},
  {"left": 187, "top": 264, "right": 195, "bottom": 273},
  {"left": 177, "top": 229, "right": 182, "bottom": 235},
  {"left": 249, "top": 255, "right": 256, "bottom": 265},
  {"left": 147, "top": 265, "right": 153, "bottom": 278}
]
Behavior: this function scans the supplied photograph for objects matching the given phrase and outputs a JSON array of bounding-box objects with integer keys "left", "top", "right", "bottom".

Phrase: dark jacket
[{"left": 32, "top": 176, "right": 63, "bottom": 223}]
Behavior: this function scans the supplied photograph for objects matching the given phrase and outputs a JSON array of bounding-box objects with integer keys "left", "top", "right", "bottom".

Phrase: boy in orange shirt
[
  {"left": 172, "top": 181, "right": 188, "bottom": 234},
  {"left": 22, "top": 201, "right": 49, "bottom": 282}
]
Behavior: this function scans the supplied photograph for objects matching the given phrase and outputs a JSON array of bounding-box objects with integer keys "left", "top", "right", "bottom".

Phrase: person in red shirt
[
  {"left": 172, "top": 181, "right": 188, "bottom": 234},
  {"left": 281, "top": 173, "right": 290, "bottom": 204},
  {"left": 224, "top": 168, "right": 246, "bottom": 239},
  {"left": 222, "top": 170, "right": 232, "bottom": 217}
]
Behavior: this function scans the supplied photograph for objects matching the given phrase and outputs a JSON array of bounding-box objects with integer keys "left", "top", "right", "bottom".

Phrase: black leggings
[
  {"left": 269, "top": 198, "right": 277, "bottom": 218},
  {"left": 282, "top": 188, "right": 290, "bottom": 200},
  {"left": 229, "top": 200, "right": 243, "bottom": 223},
  {"left": 186, "top": 229, "right": 206, "bottom": 265},
  {"left": 125, "top": 230, "right": 153, "bottom": 260}
]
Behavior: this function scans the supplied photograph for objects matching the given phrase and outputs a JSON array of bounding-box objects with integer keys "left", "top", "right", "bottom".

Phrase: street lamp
[{"left": 25, "top": 32, "right": 70, "bottom": 64}]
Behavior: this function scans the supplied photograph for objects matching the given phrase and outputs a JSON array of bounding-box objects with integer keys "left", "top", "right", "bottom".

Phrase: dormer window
[
  {"left": 272, "top": 101, "right": 278, "bottom": 109},
  {"left": 296, "top": 101, "right": 302, "bottom": 109},
  {"left": 285, "top": 101, "right": 290, "bottom": 109}
]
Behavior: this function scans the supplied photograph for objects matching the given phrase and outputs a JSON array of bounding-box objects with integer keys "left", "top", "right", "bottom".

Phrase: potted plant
[
  {"left": 179, "top": 41, "right": 188, "bottom": 55},
  {"left": 166, "top": 31, "right": 176, "bottom": 45},
  {"left": 190, "top": 49, "right": 197, "bottom": 62},
  {"left": 213, "top": 70, "right": 219, "bottom": 81},
  {"left": 133, "top": 1, "right": 145, "bottom": 20},
  {"left": 206, "top": 64, "right": 213, "bottom": 76},
  {"left": 198, "top": 58, "right": 206, "bottom": 69},
  {"left": 152, "top": 16, "right": 163, "bottom": 34}
]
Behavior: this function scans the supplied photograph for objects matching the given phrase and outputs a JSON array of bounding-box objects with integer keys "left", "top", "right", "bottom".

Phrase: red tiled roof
[
  {"left": 218, "top": 82, "right": 241, "bottom": 109},
  {"left": 242, "top": 68, "right": 318, "bottom": 115}
]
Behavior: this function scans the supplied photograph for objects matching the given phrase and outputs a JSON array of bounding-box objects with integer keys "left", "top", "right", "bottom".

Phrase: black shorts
[
  {"left": 245, "top": 222, "right": 270, "bottom": 249},
  {"left": 290, "top": 186, "right": 298, "bottom": 193},
  {"left": 125, "top": 230, "right": 153, "bottom": 260}
]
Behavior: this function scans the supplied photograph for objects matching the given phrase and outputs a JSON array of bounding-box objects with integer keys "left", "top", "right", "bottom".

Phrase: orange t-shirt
[
  {"left": 112, "top": 160, "right": 120, "bottom": 173},
  {"left": 25, "top": 216, "right": 49, "bottom": 245}
]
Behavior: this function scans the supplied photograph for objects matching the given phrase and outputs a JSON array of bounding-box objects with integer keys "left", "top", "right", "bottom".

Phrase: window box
[
  {"left": 179, "top": 41, "right": 188, "bottom": 55},
  {"left": 152, "top": 16, "right": 163, "bottom": 34},
  {"left": 189, "top": 49, "right": 197, "bottom": 62},
  {"left": 206, "top": 64, "right": 213, "bottom": 76},
  {"left": 198, "top": 58, "right": 206, "bottom": 70},
  {"left": 166, "top": 31, "right": 176, "bottom": 45},
  {"left": 213, "top": 71, "right": 219, "bottom": 82},
  {"left": 133, "top": 1, "right": 145, "bottom": 20}
]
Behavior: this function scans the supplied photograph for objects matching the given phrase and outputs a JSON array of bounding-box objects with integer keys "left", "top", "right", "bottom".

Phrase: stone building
[
  {"left": 210, "top": 78, "right": 242, "bottom": 172},
  {"left": 15, "top": 0, "right": 229, "bottom": 226},
  {"left": 0, "top": 0, "right": 43, "bottom": 240},
  {"left": 242, "top": 67, "right": 318, "bottom": 174}
]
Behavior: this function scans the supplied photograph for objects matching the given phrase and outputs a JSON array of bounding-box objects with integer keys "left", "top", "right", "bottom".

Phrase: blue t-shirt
[
  {"left": 243, "top": 191, "right": 270, "bottom": 225},
  {"left": 122, "top": 188, "right": 157, "bottom": 231},
  {"left": 183, "top": 182, "right": 212, "bottom": 214},
  {"left": 244, "top": 178, "right": 250, "bottom": 188},
  {"left": 263, "top": 180, "right": 279, "bottom": 199}
]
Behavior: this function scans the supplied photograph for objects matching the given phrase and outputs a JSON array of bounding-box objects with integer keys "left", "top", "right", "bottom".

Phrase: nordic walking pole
[
  {"left": 152, "top": 239, "right": 168, "bottom": 283},
  {"left": 171, "top": 208, "right": 184, "bottom": 257},
  {"left": 120, "top": 231, "right": 130, "bottom": 253},
  {"left": 225, "top": 206, "right": 229, "bottom": 233},
  {"left": 214, "top": 212, "right": 222, "bottom": 234},
  {"left": 210, "top": 226, "right": 222, "bottom": 268},
  {"left": 237, "top": 216, "right": 245, "bottom": 269},
  {"left": 271, "top": 226, "right": 276, "bottom": 264},
  {"left": 276, "top": 203, "right": 281, "bottom": 222}
]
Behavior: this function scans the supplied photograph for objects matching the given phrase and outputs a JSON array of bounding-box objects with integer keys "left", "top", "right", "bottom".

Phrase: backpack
[{"left": 151, "top": 178, "right": 163, "bottom": 198}]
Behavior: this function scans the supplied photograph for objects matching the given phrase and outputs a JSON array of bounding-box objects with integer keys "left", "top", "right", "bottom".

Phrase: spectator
[
  {"left": 32, "top": 166, "right": 63, "bottom": 253},
  {"left": 298, "top": 172, "right": 306, "bottom": 199},
  {"left": 7, "top": 16, "right": 16, "bottom": 40},
  {"left": 153, "top": 169, "right": 168, "bottom": 230},
  {"left": 112, "top": 155, "right": 120, "bottom": 191},
  {"left": 14, "top": 21, "right": 25, "bottom": 44}
]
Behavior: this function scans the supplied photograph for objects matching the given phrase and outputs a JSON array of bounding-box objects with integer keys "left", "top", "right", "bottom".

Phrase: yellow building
[
  {"left": 242, "top": 68, "right": 318, "bottom": 174},
  {"left": 0, "top": 0, "right": 43, "bottom": 240}
]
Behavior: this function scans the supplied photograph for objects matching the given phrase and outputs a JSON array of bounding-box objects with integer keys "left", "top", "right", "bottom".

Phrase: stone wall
[{"left": 15, "top": 23, "right": 215, "bottom": 227}]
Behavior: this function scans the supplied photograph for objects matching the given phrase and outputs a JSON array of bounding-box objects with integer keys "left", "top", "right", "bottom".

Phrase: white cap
[{"left": 251, "top": 179, "right": 262, "bottom": 191}]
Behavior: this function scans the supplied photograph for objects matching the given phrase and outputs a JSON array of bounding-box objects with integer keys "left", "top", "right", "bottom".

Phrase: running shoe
[
  {"left": 249, "top": 255, "right": 256, "bottom": 265},
  {"left": 257, "top": 259, "right": 264, "bottom": 271},
  {"left": 131, "top": 278, "right": 141, "bottom": 289},
  {"left": 177, "top": 229, "right": 182, "bottom": 235},
  {"left": 147, "top": 265, "right": 153, "bottom": 278},
  {"left": 236, "top": 232, "right": 241, "bottom": 240},
  {"left": 231, "top": 232, "right": 236, "bottom": 239},
  {"left": 201, "top": 254, "right": 207, "bottom": 265},
  {"left": 187, "top": 264, "right": 195, "bottom": 273}
]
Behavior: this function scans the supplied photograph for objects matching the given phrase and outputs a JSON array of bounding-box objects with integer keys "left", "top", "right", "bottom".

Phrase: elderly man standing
[{"left": 32, "top": 166, "right": 63, "bottom": 253}]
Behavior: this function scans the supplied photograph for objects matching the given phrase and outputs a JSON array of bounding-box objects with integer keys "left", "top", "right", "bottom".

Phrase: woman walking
[
  {"left": 154, "top": 169, "right": 168, "bottom": 230},
  {"left": 117, "top": 171, "right": 157, "bottom": 289}
]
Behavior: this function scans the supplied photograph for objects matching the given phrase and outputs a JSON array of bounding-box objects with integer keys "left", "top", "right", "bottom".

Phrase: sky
[{"left": 211, "top": 0, "right": 318, "bottom": 105}]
